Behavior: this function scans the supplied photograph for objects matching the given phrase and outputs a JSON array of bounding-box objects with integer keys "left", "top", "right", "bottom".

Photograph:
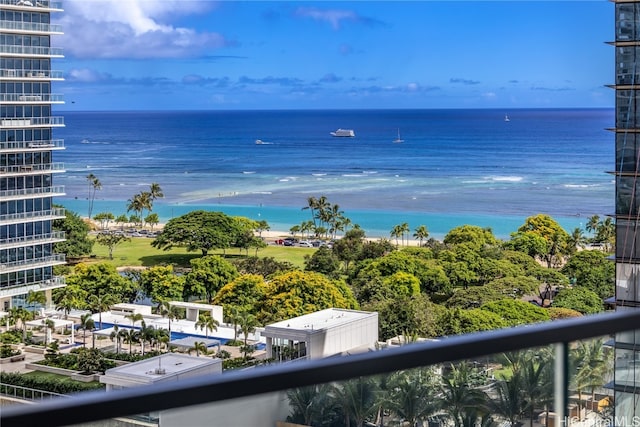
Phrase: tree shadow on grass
[{"left": 139, "top": 253, "right": 202, "bottom": 268}]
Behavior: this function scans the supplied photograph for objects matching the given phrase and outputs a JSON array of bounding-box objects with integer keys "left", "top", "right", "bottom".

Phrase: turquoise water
[{"left": 59, "top": 198, "right": 585, "bottom": 240}]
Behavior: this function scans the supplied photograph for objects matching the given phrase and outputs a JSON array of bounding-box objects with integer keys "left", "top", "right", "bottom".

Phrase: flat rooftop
[
  {"left": 104, "top": 353, "right": 219, "bottom": 381},
  {"left": 265, "top": 308, "right": 376, "bottom": 332}
]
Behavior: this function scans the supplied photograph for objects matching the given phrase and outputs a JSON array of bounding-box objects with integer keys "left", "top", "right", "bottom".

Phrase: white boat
[
  {"left": 504, "top": 115, "right": 510, "bottom": 122},
  {"left": 330, "top": 129, "right": 355, "bottom": 137},
  {"left": 255, "top": 139, "right": 264, "bottom": 144},
  {"left": 393, "top": 128, "right": 404, "bottom": 143}
]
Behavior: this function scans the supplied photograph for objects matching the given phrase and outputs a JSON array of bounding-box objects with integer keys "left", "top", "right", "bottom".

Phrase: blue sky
[{"left": 54, "top": 1, "right": 613, "bottom": 111}]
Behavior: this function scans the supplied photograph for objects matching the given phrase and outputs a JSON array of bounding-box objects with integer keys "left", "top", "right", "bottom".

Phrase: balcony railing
[
  {"left": 0, "top": 69, "right": 64, "bottom": 80},
  {"left": 0, "top": 207, "right": 65, "bottom": 224},
  {"left": 0, "top": 276, "right": 66, "bottom": 298},
  {"left": 0, "top": 163, "right": 65, "bottom": 176},
  {"left": 0, "top": 0, "right": 63, "bottom": 11},
  {"left": 0, "top": 19, "right": 63, "bottom": 34},
  {"left": 0, "top": 44, "right": 63, "bottom": 57},
  {"left": 0, "top": 139, "right": 65, "bottom": 151},
  {"left": 0, "top": 117, "right": 64, "bottom": 127},
  {"left": 2, "top": 310, "right": 639, "bottom": 427},
  {"left": 0, "top": 254, "right": 66, "bottom": 274},
  {"left": 0, "top": 93, "right": 64, "bottom": 103},
  {"left": 0, "top": 186, "right": 65, "bottom": 200},
  {"left": 0, "top": 231, "right": 65, "bottom": 249}
]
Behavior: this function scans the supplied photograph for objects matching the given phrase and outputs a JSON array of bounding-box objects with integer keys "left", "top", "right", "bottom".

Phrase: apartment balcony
[
  {"left": 0, "top": 186, "right": 65, "bottom": 201},
  {"left": 0, "top": 0, "right": 63, "bottom": 12},
  {"left": 0, "top": 44, "right": 63, "bottom": 58},
  {"left": 1, "top": 310, "right": 637, "bottom": 427},
  {"left": 0, "top": 139, "right": 65, "bottom": 152},
  {"left": 0, "top": 254, "right": 65, "bottom": 274},
  {"left": 0, "top": 69, "right": 64, "bottom": 80},
  {"left": 0, "top": 19, "right": 63, "bottom": 34},
  {"left": 0, "top": 207, "right": 65, "bottom": 225},
  {"left": 0, "top": 231, "right": 65, "bottom": 250},
  {"left": 0, "top": 162, "right": 65, "bottom": 177},
  {"left": 0, "top": 276, "right": 65, "bottom": 299},
  {"left": 0, "top": 116, "right": 64, "bottom": 128},
  {"left": 0, "top": 93, "right": 64, "bottom": 104}
]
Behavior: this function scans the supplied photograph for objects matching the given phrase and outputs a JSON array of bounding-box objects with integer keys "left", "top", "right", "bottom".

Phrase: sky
[{"left": 53, "top": 1, "right": 614, "bottom": 111}]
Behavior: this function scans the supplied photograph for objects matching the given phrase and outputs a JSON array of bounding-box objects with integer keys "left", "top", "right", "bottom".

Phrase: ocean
[{"left": 54, "top": 108, "right": 613, "bottom": 239}]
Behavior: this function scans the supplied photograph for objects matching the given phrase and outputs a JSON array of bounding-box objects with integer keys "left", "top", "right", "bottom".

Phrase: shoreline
[{"left": 66, "top": 198, "right": 589, "bottom": 241}]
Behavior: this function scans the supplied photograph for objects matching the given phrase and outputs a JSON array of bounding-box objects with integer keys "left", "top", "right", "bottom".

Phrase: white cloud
[
  {"left": 294, "top": 7, "right": 357, "bottom": 30},
  {"left": 66, "top": 68, "right": 112, "bottom": 83},
  {"left": 57, "top": 0, "right": 231, "bottom": 59}
]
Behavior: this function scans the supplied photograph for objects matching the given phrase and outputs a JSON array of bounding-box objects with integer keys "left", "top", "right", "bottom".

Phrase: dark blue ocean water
[{"left": 54, "top": 109, "right": 613, "bottom": 239}]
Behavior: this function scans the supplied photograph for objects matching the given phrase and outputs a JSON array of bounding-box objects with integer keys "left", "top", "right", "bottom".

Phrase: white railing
[
  {"left": 0, "top": 139, "right": 64, "bottom": 150},
  {"left": 0, "top": 0, "right": 63, "bottom": 11},
  {"left": 0, "top": 254, "right": 66, "bottom": 273},
  {"left": 0, "top": 163, "right": 65, "bottom": 175},
  {"left": 0, "top": 94, "right": 64, "bottom": 103},
  {"left": 0, "top": 231, "right": 65, "bottom": 249},
  {"left": 0, "top": 20, "right": 62, "bottom": 34},
  {"left": 0, "top": 208, "right": 65, "bottom": 224},
  {"left": 0, "top": 116, "right": 64, "bottom": 127},
  {"left": 0, "top": 276, "right": 66, "bottom": 298},
  {"left": 0, "top": 69, "right": 64, "bottom": 79},
  {"left": 0, "top": 45, "right": 63, "bottom": 57},
  {"left": 0, "top": 186, "right": 65, "bottom": 199}
]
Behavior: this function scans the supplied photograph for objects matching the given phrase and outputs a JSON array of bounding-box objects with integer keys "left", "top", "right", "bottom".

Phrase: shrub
[{"left": 0, "top": 372, "right": 104, "bottom": 394}]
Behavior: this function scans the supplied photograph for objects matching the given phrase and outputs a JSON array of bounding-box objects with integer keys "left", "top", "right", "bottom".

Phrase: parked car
[
  {"left": 283, "top": 237, "right": 298, "bottom": 246},
  {"left": 298, "top": 240, "right": 313, "bottom": 247}
]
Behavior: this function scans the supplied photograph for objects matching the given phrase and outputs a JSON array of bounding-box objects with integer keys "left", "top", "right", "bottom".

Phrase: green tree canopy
[
  {"left": 231, "top": 256, "right": 296, "bottom": 278},
  {"left": 480, "top": 299, "right": 551, "bottom": 327},
  {"left": 552, "top": 287, "right": 603, "bottom": 315},
  {"left": 363, "top": 293, "right": 439, "bottom": 341},
  {"left": 140, "top": 265, "right": 185, "bottom": 304},
  {"left": 184, "top": 255, "right": 239, "bottom": 303},
  {"left": 53, "top": 208, "right": 93, "bottom": 257},
  {"left": 511, "top": 214, "right": 570, "bottom": 268},
  {"left": 65, "top": 263, "right": 139, "bottom": 304},
  {"left": 304, "top": 246, "right": 341, "bottom": 278},
  {"left": 213, "top": 274, "right": 269, "bottom": 316},
  {"left": 443, "top": 225, "right": 499, "bottom": 250},
  {"left": 151, "top": 210, "right": 243, "bottom": 255},
  {"left": 561, "top": 250, "right": 615, "bottom": 299},
  {"left": 436, "top": 307, "right": 508, "bottom": 336},
  {"left": 260, "top": 271, "right": 358, "bottom": 324}
]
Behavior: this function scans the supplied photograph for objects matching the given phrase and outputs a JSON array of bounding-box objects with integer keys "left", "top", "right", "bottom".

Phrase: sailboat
[
  {"left": 504, "top": 114, "right": 510, "bottom": 122},
  {"left": 393, "top": 128, "right": 404, "bottom": 143}
]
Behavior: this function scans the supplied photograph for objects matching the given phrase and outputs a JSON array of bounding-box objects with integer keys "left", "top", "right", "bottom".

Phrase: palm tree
[
  {"left": 189, "top": 341, "right": 208, "bottom": 357},
  {"left": 86, "top": 173, "right": 101, "bottom": 219},
  {"left": 88, "top": 294, "right": 116, "bottom": 330},
  {"left": 126, "top": 313, "right": 144, "bottom": 329},
  {"left": 138, "top": 322, "right": 156, "bottom": 355},
  {"left": 149, "top": 182, "right": 164, "bottom": 206},
  {"left": 440, "top": 364, "right": 488, "bottom": 427},
  {"left": 26, "top": 290, "right": 46, "bottom": 308},
  {"left": 238, "top": 311, "right": 258, "bottom": 360},
  {"left": 586, "top": 215, "right": 600, "bottom": 235},
  {"left": 286, "top": 384, "right": 337, "bottom": 426},
  {"left": 413, "top": 224, "right": 430, "bottom": 246},
  {"left": 332, "top": 377, "right": 379, "bottom": 427},
  {"left": 386, "top": 369, "right": 439, "bottom": 426},
  {"left": 121, "top": 329, "right": 139, "bottom": 355},
  {"left": 158, "top": 301, "right": 182, "bottom": 342},
  {"left": 42, "top": 318, "right": 56, "bottom": 346},
  {"left": 390, "top": 224, "right": 403, "bottom": 246},
  {"left": 79, "top": 313, "right": 95, "bottom": 348},
  {"left": 109, "top": 325, "right": 122, "bottom": 354},
  {"left": 567, "top": 227, "right": 588, "bottom": 254},
  {"left": 126, "top": 193, "right": 145, "bottom": 226},
  {"left": 488, "top": 374, "right": 526, "bottom": 426},
  {"left": 195, "top": 312, "right": 219, "bottom": 338},
  {"left": 8, "top": 307, "right": 33, "bottom": 343},
  {"left": 571, "top": 339, "right": 611, "bottom": 421}
]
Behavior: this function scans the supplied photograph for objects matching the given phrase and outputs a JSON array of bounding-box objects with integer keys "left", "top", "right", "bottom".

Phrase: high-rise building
[
  {"left": 0, "top": 0, "right": 66, "bottom": 312},
  {"left": 613, "top": 0, "right": 640, "bottom": 420}
]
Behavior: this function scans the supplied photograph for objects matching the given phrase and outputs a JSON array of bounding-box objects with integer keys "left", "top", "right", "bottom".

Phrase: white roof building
[
  {"left": 100, "top": 353, "right": 222, "bottom": 391},
  {"left": 262, "top": 308, "right": 378, "bottom": 361}
]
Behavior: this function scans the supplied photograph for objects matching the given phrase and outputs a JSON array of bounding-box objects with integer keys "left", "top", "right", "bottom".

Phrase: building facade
[{"left": 0, "top": 0, "right": 65, "bottom": 311}]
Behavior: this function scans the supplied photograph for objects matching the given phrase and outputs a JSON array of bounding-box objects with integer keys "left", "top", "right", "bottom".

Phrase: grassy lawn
[{"left": 88, "top": 237, "right": 315, "bottom": 269}]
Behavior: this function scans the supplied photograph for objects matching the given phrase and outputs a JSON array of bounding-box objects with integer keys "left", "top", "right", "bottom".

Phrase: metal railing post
[{"left": 554, "top": 341, "right": 569, "bottom": 427}]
